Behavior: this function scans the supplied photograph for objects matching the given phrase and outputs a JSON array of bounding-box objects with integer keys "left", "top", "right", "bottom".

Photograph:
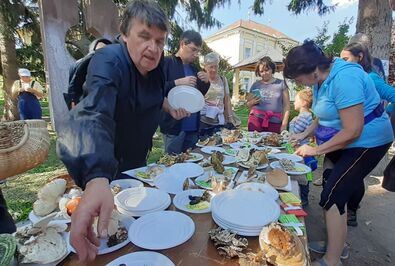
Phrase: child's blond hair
[{"left": 297, "top": 88, "right": 313, "bottom": 108}]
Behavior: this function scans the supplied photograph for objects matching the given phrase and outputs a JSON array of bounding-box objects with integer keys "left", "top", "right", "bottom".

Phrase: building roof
[
  {"left": 206, "top": 19, "right": 295, "bottom": 41},
  {"left": 233, "top": 46, "right": 284, "bottom": 71}
]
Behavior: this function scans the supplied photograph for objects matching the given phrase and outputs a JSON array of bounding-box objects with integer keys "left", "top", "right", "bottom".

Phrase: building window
[
  {"left": 243, "top": 78, "right": 250, "bottom": 92},
  {"left": 244, "top": 47, "right": 252, "bottom": 59}
]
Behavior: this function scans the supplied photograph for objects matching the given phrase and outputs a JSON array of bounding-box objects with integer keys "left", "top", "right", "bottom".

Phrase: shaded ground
[{"left": 305, "top": 169, "right": 395, "bottom": 266}]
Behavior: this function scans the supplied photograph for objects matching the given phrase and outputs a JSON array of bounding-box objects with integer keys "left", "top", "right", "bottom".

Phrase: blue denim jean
[
  {"left": 18, "top": 92, "right": 42, "bottom": 119},
  {"left": 163, "top": 131, "right": 199, "bottom": 154}
]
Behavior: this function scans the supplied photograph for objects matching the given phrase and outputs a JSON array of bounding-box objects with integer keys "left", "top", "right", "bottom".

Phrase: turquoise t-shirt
[{"left": 312, "top": 58, "right": 393, "bottom": 148}]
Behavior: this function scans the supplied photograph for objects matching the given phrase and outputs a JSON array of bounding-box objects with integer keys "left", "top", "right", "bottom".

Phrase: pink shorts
[{"left": 247, "top": 114, "right": 281, "bottom": 133}]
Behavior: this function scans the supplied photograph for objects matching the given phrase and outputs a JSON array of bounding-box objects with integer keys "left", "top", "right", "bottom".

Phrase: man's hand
[
  {"left": 280, "top": 124, "right": 287, "bottom": 132},
  {"left": 70, "top": 178, "right": 114, "bottom": 261},
  {"left": 175, "top": 76, "right": 197, "bottom": 87},
  {"left": 197, "top": 71, "right": 209, "bottom": 83},
  {"left": 169, "top": 107, "right": 190, "bottom": 120}
]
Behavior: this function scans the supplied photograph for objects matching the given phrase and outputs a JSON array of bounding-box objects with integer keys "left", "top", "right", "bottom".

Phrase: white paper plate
[
  {"left": 15, "top": 225, "right": 71, "bottom": 266},
  {"left": 28, "top": 211, "right": 70, "bottom": 225},
  {"left": 115, "top": 187, "right": 171, "bottom": 213},
  {"left": 212, "top": 215, "right": 262, "bottom": 236},
  {"left": 259, "top": 147, "right": 281, "bottom": 155},
  {"left": 270, "top": 161, "right": 311, "bottom": 175},
  {"left": 224, "top": 148, "right": 238, "bottom": 157},
  {"left": 169, "top": 163, "right": 204, "bottom": 178},
  {"left": 173, "top": 189, "right": 213, "bottom": 214},
  {"left": 68, "top": 215, "right": 134, "bottom": 255},
  {"left": 116, "top": 197, "right": 171, "bottom": 217},
  {"left": 196, "top": 142, "right": 222, "bottom": 148},
  {"left": 110, "top": 179, "right": 144, "bottom": 190},
  {"left": 229, "top": 142, "right": 257, "bottom": 150},
  {"left": 209, "top": 154, "right": 236, "bottom": 165},
  {"left": 153, "top": 172, "right": 194, "bottom": 195},
  {"left": 200, "top": 146, "right": 225, "bottom": 154},
  {"left": 237, "top": 162, "right": 268, "bottom": 170},
  {"left": 211, "top": 190, "right": 280, "bottom": 228},
  {"left": 273, "top": 153, "right": 304, "bottom": 162},
  {"left": 106, "top": 251, "right": 175, "bottom": 266},
  {"left": 241, "top": 137, "right": 262, "bottom": 144},
  {"left": 122, "top": 164, "right": 165, "bottom": 184},
  {"left": 185, "top": 152, "right": 204, "bottom": 163},
  {"left": 265, "top": 145, "right": 285, "bottom": 149},
  {"left": 128, "top": 211, "right": 195, "bottom": 250},
  {"left": 211, "top": 213, "right": 266, "bottom": 236},
  {"left": 168, "top": 85, "right": 205, "bottom": 113},
  {"left": 235, "top": 182, "right": 279, "bottom": 201}
]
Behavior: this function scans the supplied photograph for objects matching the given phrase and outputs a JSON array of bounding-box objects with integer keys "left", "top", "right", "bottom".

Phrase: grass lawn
[{"left": 1, "top": 96, "right": 298, "bottom": 222}]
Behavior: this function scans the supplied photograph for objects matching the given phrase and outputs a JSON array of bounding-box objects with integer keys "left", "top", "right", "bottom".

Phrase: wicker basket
[{"left": 0, "top": 120, "right": 50, "bottom": 180}]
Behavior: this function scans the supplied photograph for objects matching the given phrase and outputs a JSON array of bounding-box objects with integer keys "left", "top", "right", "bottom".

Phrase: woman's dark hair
[
  {"left": 283, "top": 40, "right": 332, "bottom": 79},
  {"left": 372, "top": 57, "right": 385, "bottom": 78},
  {"left": 255, "top": 56, "right": 276, "bottom": 77},
  {"left": 343, "top": 42, "right": 372, "bottom": 73}
]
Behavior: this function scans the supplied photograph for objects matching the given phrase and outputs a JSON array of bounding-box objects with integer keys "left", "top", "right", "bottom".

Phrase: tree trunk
[
  {"left": 388, "top": 22, "right": 395, "bottom": 85},
  {"left": 0, "top": 13, "right": 19, "bottom": 121},
  {"left": 356, "top": 0, "right": 392, "bottom": 59}
]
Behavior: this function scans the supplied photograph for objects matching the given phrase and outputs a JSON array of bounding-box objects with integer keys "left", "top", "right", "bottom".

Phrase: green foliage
[
  {"left": 313, "top": 18, "right": 353, "bottom": 57},
  {"left": 16, "top": 42, "right": 45, "bottom": 83},
  {"left": 325, "top": 18, "right": 353, "bottom": 57},
  {"left": 286, "top": 0, "right": 336, "bottom": 15},
  {"left": 314, "top": 21, "right": 331, "bottom": 48}
]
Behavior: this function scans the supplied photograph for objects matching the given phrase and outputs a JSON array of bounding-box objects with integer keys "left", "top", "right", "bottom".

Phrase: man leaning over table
[
  {"left": 57, "top": 0, "right": 188, "bottom": 261},
  {"left": 160, "top": 30, "right": 210, "bottom": 154}
]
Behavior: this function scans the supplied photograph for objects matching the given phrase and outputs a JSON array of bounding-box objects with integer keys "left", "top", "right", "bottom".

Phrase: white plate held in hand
[{"left": 168, "top": 85, "right": 205, "bottom": 113}]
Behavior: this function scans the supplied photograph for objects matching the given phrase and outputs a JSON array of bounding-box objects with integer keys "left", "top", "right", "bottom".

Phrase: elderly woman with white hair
[
  {"left": 200, "top": 52, "right": 236, "bottom": 135},
  {"left": 11, "top": 68, "right": 44, "bottom": 119}
]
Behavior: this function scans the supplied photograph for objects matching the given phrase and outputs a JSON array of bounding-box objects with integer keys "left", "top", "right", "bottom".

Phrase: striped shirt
[{"left": 289, "top": 111, "right": 313, "bottom": 144}]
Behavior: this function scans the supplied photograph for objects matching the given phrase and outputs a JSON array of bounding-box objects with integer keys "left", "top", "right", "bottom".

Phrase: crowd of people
[{"left": 1, "top": 0, "right": 394, "bottom": 265}]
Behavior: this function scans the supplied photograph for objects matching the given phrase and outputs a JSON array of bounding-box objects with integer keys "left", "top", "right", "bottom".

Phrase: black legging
[
  {"left": 321, "top": 142, "right": 391, "bottom": 214},
  {"left": 0, "top": 188, "right": 16, "bottom": 234}
]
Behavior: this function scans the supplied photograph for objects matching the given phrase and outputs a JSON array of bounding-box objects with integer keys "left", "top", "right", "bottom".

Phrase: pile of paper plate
[
  {"left": 114, "top": 187, "right": 171, "bottom": 217},
  {"left": 211, "top": 189, "right": 280, "bottom": 236}
]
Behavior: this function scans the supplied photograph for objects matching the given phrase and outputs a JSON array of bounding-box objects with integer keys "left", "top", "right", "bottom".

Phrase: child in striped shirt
[{"left": 289, "top": 88, "right": 314, "bottom": 206}]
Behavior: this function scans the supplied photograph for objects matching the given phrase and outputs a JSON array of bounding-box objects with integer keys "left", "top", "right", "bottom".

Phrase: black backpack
[{"left": 63, "top": 52, "right": 95, "bottom": 110}]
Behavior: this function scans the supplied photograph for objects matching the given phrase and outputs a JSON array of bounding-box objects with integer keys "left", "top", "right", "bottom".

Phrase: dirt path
[{"left": 305, "top": 171, "right": 395, "bottom": 265}]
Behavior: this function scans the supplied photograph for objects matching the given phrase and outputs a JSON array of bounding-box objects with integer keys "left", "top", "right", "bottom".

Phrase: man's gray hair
[
  {"left": 120, "top": 0, "right": 169, "bottom": 36},
  {"left": 204, "top": 52, "right": 220, "bottom": 65},
  {"left": 348, "top": 33, "right": 371, "bottom": 49}
]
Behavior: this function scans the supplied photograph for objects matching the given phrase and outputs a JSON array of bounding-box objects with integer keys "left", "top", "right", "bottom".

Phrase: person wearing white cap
[{"left": 11, "top": 68, "right": 44, "bottom": 119}]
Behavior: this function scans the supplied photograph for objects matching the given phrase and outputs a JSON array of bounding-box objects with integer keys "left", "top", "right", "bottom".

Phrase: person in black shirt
[
  {"left": 161, "top": 30, "right": 210, "bottom": 154},
  {"left": 57, "top": 0, "right": 187, "bottom": 261}
]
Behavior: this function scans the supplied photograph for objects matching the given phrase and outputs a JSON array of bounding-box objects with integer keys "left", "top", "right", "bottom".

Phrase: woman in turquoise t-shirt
[
  {"left": 341, "top": 42, "right": 395, "bottom": 112},
  {"left": 284, "top": 40, "right": 393, "bottom": 266},
  {"left": 340, "top": 42, "right": 395, "bottom": 226}
]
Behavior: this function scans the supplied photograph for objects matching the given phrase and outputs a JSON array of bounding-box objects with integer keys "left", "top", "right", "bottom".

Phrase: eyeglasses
[{"left": 186, "top": 44, "right": 201, "bottom": 55}]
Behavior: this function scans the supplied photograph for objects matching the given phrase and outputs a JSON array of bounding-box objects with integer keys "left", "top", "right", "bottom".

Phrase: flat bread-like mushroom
[{"left": 267, "top": 169, "right": 288, "bottom": 188}]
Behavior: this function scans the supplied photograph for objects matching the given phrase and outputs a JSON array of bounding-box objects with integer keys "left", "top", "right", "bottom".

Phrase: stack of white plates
[
  {"left": 211, "top": 190, "right": 280, "bottom": 236},
  {"left": 115, "top": 187, "right": 171, "bottom": 217}
]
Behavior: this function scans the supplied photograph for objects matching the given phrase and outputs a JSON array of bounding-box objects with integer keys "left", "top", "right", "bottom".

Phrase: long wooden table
[{"left": 60, "top": 149, "right": 308, "bottom": 265}]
